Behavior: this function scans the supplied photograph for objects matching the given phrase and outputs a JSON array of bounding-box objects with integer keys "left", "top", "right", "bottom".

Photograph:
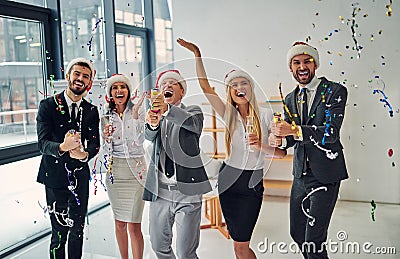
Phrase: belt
[{"left": 159, "top": 182, "right": 179, "bottom": 191}]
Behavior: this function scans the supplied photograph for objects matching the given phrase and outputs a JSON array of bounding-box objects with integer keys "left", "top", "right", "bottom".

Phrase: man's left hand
[{"left": 271, "top": 121, "right": 298, "bottom": 137}]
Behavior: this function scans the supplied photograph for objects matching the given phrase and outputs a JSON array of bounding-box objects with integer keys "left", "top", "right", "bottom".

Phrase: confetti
[
  {"left": 302, "top": 186, "right": 328, "bottom": 226},
  {"left": 350, "top": 3, "right": 362, "bottom": 59},
  {"left": 370, "top": 200, "right": 376, "bottom": 221},
  {"left": 64, "top": 163, "right": 82, "bottom": 205},
  {"left": 388, "top": 149, "right": 393, "bottom": 157},
  {"left": 310, "top": 136, "right": 338, "bottom": 159},
  {"left": 52, "top": 231, "right": 62, "bottom": 258},
  {"left": 372, "top": 88, "right": 394, "bottom": 117},
  {"left": 278, "top": 83, "right": 297, "bottom": 130},
  {"left": 386, "top": 0, "right": 393, "bottom": 16}
]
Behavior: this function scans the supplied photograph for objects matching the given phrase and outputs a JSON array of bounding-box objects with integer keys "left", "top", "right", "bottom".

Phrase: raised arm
[{"left": 177, "top": 38, "right": 226, "bottom": 117}]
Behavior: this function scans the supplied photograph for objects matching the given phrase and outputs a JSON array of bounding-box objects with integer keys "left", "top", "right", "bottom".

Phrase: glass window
[
  {"left": 116, "top": 33, "right": 144, "bottom": 89},
  {"left": 153, "top": 0, "right": 173, "bottom": 69},
  {"left": 4, "top": 0, "right": 46, "bottom": 8},
  {"left": 60, "top": 0, "right": 106, "bottom": 78},
  {"left": 0, "top": 16, "right": 44, "bottom": 148},
  {"left": 114, "top": 0, "right": 144, "bottom": 27}
]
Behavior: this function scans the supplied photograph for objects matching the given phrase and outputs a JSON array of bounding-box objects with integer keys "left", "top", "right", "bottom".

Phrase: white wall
[{"left": 170, "top": 0, "right": 400, "bottom": 203}]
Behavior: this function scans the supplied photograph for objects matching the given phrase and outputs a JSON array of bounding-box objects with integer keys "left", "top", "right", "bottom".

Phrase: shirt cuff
[
  {"left": 79, "top": 152, "right": 89, "bottom": 162},
  {"left": 148, "top": 123, "right": 159, "bottom": 130},
  {"left": 278, "top": 138, "right": 287, "bottom": 149},
  {"left": 294, "top": 126, "right": 303, "bottom": 141},
  {"left": 58, "top": 144, "right": 66, "bottom": 157}
]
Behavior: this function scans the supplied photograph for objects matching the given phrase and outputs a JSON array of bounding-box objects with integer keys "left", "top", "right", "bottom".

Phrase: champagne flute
[
  {"left": 101, "top": 114, "right": 113, "bottom": 141},
  {"left": 246, "top": 115, "right": 255, "bottom": 152},
  {"left": 150, "top": 88, "right": 161, "bottom": 113}
]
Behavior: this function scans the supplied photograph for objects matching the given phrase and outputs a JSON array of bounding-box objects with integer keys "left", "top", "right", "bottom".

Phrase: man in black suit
[
  {"left": 36, "top": 58, "right": 100, "bottom": 259},
  {"left": 269, "top": 42, "right": 348, "bottom": 259}
]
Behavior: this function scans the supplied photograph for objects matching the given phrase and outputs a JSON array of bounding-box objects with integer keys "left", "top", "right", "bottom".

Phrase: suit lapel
[
  {"left": 308, "top": 80, "right": 324, "bottom": 123},
  {"left": 288, "top": 87, "right": 301, "bottom": 126}
]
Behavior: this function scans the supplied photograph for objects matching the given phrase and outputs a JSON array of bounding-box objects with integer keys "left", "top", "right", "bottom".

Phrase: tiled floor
[{"left": 4, "top": 196, "right": 400, "bottom": 259}]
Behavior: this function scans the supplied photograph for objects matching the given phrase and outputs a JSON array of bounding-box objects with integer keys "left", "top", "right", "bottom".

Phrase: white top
[
  {"left": 101, "top": 103, "right": 145, "bottom": 158},
  {"left": 224, "top": 107, "right": 273, "bottom": 170}
]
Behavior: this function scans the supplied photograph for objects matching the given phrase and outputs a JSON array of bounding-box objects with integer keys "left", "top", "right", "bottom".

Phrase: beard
[
  {"left": 293, "top": 70, "right": 315, "bottom": 85},
  {"left": 68, "top": 80, "right": 88, "bottom": 96}
]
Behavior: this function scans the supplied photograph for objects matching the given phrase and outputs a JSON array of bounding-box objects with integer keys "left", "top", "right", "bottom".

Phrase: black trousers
[
  {"left": 45, "top": 184, "right": 89, "bottom": 259},
  {"left": 290, "top": 170, "right": 340, "bottom": 259}
]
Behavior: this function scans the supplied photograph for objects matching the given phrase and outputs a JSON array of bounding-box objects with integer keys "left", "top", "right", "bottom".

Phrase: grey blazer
[
  {"left": 284, "top": 77, "right": 348, "bottom": 184},
  {"left": 143, "top": 103, "right": 212, "bottom": 201}
]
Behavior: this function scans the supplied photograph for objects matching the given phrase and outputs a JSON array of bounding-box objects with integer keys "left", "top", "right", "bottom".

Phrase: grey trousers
[{"left": 149, "top": 188, "right": 202, "bottom": 259}]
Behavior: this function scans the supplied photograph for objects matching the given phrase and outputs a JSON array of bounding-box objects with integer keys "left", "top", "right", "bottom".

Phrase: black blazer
[
  {"left": 36, "top": 91, "right": 100, "bottom": 189},
  {"left": 284, "top": 77, "right": 348, "bottom": 184}
]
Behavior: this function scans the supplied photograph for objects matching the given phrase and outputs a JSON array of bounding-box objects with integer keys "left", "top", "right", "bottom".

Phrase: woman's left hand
[
  {"left": 132, "top": 92, "right": 146, "bottom": 119},
  {"left": 248, "top": 133, "right": 261, "bottom": 150}
]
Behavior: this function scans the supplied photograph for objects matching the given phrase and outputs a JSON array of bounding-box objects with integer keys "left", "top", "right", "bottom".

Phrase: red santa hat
[
  {"left": 155, "top": 70, "right": 187, "bottom": 96},
  {"left": 65, "top": 57, "right": 95, "bottom": 80},
  {"left": 287, "top": 42, "right": 320, "bottom": 68},
  {"left": 224, "top": 69, "right": 255, "bottom": 88},
  {"left": 105, "top": 74, "right": 133, "bottom": 98}
]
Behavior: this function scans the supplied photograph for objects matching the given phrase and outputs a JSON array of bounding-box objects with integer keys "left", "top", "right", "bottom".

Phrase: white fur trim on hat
[
  {"left": 106, "top": 74, "right": 133, "bottom": 98},
  {"left": 65, "top": 57, "right": 95, "bottom": 80},
  {"left": 224, "top": 69, "right": 254, "bottom": 88},
  {"left": 156, "top": 70, "right": 187, "bottom": 96},
  {"left": 287, "top": 42, "right": 320, "bottom": 68}
]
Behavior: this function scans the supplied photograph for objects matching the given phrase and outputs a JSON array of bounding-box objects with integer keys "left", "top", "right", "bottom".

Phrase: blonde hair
[{"left": 224, "top": 79, "right": 262, "bottom": 157}]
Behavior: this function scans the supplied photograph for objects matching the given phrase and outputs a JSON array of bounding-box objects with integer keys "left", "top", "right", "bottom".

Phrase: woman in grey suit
[{"left": 178, "top": 38, "right": 286, "bottom": 259}]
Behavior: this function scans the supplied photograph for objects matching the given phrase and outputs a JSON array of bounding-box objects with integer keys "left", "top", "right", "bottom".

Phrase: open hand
[
  {"left": 177, "top": 38, "right": 200, "bottom": 55},
  {"left": 132, "top": 92, "right": 146, "bottom": 119}
]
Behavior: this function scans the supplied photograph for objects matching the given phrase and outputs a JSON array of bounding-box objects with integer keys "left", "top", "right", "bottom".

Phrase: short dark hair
[{"left": 68, "top": 62, "right": 92, "bottom": 77}]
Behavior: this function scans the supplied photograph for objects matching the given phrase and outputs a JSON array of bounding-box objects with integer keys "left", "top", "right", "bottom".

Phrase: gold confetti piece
[
  {"left": 370, "top": 35, "right": 374, "bottom": 42},
  {"left": 339, "top": 15, "right": 344, "bottom": 21},
  {"left": 378, "top": 29, "right": 383, "bottom": 35},
  {"left": 327, "top": 50, "right": 332, "bottom": 54},
  {"left": 386, "top": 0, "right": 393, "bottom": 17},
  {"left": 363, "top": 13, "right": 368, "bottom": 18},
  {"left": 338, "top": 52, "right": 343, "bottom": 56}
]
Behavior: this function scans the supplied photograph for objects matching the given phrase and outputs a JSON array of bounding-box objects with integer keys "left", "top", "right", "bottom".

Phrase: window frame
[{"left": 0, "top": 0, "right": 58, "bottom": 165}]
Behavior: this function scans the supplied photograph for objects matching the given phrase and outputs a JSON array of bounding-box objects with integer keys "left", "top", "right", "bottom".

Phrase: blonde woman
[
  {"left": 178, "top": 38, "right": 286, "bottom": 259},
  {"left": 101, "top": 74, "right": 146, "bottom": 259}
]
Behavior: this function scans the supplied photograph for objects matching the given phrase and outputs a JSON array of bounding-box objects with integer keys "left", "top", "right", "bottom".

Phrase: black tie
[
  {"left": 71, "top": 103, "right": 77, "bottom": 122},
  {"left": 301, "top": 88, "right": 308, "bottom": 124},
  {"left": 164, "top": 153, "right": 175, "bottom": 178},
  {"left": 160, "top": 120, "right": 175, "bottom": 178}
]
